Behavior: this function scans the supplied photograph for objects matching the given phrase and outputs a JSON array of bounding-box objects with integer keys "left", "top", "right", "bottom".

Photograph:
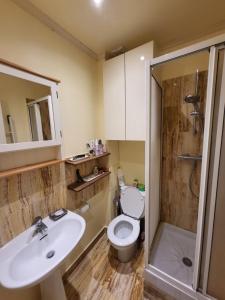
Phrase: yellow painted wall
[
  {"left": 0, "top": 0, "right": 98, "bottom": 160},
  {"left": 0, "top": 1, "right": 114, "bottom": 300},
  {"left": 119, "top": 141, "right": 145, "bottom": 186}
]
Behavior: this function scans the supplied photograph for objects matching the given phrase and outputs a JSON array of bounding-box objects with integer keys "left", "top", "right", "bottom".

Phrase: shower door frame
[
  {"left": 145, "top": 34, "right": 225, "bottom": 294},
  {"left": 201, "top": 46, "right": 225, "bottom": 295}
]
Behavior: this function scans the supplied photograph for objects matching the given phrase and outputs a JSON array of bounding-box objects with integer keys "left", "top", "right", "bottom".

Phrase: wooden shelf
[
  {"left": 65, "top": 152, "right": 110, "bottom": 166},
  {"left": 0, "top": 159, "right": 63, "bottom": 178},
  {"left": 67, "top": 171, "right": 111, "bottom": 192},
  {"left": 0, "top": 58, "right": 60, "bottom": 83}
]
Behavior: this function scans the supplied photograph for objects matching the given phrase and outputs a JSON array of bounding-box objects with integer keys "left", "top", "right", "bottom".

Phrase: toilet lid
[{"left": 120, "top": 186, "right": 145, "bottom": 219}]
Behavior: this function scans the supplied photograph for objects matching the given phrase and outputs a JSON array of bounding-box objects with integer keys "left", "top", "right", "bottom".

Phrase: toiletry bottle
[
  {"left": 93, "top": 166, "right": 99, "bottom": 176},
  {"left": 117, "top": 168, "right": 125, "bottom": 189},
  {"left": 98, "top": 139, "right": 103, "bottom": 155},
  {"left": 138, "top": 183, "right": 145, "bottom": 192},
  {"left": 87, "top": 140, "right": 95, "bottom": 156},
  {"left": 94, "top": 139, "right": 99, "bottom": 156},
  {"left": 133, "top": 178, "right": 139, "bottom": 188}
]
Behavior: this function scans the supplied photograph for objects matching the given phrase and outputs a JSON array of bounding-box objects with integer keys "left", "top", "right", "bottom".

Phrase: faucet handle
[{"left": 32, "top": 216, "right": 42, "bottom": 226}]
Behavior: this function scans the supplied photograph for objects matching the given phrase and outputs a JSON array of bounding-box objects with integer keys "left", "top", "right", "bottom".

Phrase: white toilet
[{"left": 107, "top": 186, "right": 145, "bottom": 262}]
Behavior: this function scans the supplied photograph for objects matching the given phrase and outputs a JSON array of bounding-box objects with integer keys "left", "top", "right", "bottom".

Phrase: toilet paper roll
[{"left": 79, "top": 203, "right": 90, "bottom": 214}]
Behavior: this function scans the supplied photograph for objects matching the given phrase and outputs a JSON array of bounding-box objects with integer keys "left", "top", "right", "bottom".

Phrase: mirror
[
  {"left": 0, "top": 73, "right": 53, "bottom": 144},
  {"left": 0, "top": 59, "right": 61, "bottom": 153}
]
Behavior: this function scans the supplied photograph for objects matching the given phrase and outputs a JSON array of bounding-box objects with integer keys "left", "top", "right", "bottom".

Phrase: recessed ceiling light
[
  {"left": 93, "top": 0, "right": 103, "bottom": 7},
  {"left": 140, "top": 56, "right": 145, "bottom": 61}
]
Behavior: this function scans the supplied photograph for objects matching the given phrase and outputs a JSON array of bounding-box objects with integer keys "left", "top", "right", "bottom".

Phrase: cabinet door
[
  {"left": 125, "top": 41, "right": 154, "bottom": 140},
  {"left": 103, "top": 54, "right": 125, "bottom": 140}
]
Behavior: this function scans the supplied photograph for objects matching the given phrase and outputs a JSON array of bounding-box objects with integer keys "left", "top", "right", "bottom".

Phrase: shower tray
[{"left": 150, "top": 222, "right": 196, "bottom": 286}]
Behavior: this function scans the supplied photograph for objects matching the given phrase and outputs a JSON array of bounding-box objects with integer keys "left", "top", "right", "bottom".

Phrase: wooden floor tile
[{"left": 64, "top": 233, "right": 169, "bottom": 300}]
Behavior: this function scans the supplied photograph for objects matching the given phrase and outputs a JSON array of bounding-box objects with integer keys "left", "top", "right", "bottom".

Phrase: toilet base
[{"left": 117, "top": 243, "right": 137, "bottom": 263}]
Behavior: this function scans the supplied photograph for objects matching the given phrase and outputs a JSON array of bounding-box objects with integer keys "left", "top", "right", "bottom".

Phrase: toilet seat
[
  {"left": 120, "top": 186, "right": 145, "bottom": 219},
  {"left": 107, "top": 214, "right": 140, "bottom": 247}
]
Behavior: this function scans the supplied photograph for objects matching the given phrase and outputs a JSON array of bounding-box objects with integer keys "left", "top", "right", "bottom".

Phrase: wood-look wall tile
[
  {"left": 0, "top": 163, "right": 66, "bottom": 247},
  {"left": 161, "top": 71, "right": 207, "bottom": 233},
  {"left": 0, "top": 154, "right": 110, "bottom": 247}
]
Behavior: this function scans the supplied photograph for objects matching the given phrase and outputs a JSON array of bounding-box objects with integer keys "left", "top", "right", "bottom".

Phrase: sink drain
[
  {"left": 46, "top": 250, "right": 55, "bottom": 259},
  {"left": 182, "top": 257, "right": 192, "bottom": 267}
]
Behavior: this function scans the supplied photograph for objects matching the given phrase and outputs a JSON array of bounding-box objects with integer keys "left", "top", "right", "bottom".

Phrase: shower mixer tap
[
  {"left": 184, "top": 69, "right": 204, "bottom": 134},
  {"left": 31, "top": 216, "right": 48, "bottom": 240}
]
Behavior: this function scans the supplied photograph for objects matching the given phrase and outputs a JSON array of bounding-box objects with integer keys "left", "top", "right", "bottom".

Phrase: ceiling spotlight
[
  {"left": 140, "top": 56, "right": 145, "bottom": 61},
  {"left": 93, "top": 0, "right": 103, "bottom": 7}
]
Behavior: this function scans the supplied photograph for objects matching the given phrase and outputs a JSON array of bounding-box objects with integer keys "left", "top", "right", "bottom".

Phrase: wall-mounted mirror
[
  {"left": 0, "top": 60, "right": 61, "bottom": 153},
  {"left": 27, "top": 96, "right": 52, "bottom": 142}
]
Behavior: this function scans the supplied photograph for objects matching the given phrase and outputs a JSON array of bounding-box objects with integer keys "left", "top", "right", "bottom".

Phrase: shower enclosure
[{"left": 145, "top": 38, "right": 225, "bottom": 300}]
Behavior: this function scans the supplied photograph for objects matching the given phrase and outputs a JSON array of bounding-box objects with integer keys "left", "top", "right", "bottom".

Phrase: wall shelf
[
  {"left": 0, "top": 58, "right": 60, "bottom": 83},
  {"left": 65, "top": 152, "right": 110, "bottom": 166},
  {"left": 0, "top": 159, "right": 63, "bottom": 178},
  {"left": 67, "top": 171, "right": 111, "bottom": 192}
]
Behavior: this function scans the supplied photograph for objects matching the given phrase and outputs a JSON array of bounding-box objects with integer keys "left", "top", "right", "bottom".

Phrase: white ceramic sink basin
[{"left": 0, "top": 210, "right": 86, "bottom": 290}]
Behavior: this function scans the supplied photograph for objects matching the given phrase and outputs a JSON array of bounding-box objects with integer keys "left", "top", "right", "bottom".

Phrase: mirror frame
[{"left": 0, "top": 61, "right": 61, "bottom": 153}]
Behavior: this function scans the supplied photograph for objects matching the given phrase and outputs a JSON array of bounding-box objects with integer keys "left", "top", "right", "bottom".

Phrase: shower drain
[
  {"left": 182, "top": 257, "right": 192, "bottom": 267},
  {"left": 46, "top": 250, "right": 55, "bottom": 259}
]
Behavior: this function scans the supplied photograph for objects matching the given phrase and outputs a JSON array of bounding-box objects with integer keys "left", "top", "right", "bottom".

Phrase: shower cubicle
[{"left": 145, "top": 36, "right": 225, "bottom": 300}]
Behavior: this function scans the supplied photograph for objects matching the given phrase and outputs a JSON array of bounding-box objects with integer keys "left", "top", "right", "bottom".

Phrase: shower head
[
  {"left": 184, "top": 94, "right": 200, "bottom": 114},
  {"left": 184, "top": 70, "right": 204, "bottom": 135},
  {"left": 184, "top": 95, "right": 200, "bottom": 104},
  {"left": 184, "top": 69, "right": 200, "bottom": 105}
]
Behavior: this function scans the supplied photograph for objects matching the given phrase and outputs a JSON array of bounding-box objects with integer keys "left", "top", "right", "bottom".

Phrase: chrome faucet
[{"left": 32, "top": 216, "right": 48, "bottom": 240}]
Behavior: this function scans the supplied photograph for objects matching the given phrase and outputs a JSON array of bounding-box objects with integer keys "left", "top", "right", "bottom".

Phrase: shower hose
[{"left": 189, "top": 161, "right": 199, "bottom": 199}]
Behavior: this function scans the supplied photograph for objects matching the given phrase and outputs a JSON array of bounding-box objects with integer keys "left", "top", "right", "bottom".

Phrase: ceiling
[{"left": 16, "top": 0, "right": 225, "bottom": 58}]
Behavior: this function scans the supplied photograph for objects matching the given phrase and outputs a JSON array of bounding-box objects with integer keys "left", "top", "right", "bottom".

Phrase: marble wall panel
[
  {"left": 0, "top": 155, "right": 110, "bottom": 247},
  {"left": 160, "top": 71, "right": 207, "bottom": 232},
  {"left": 0, "top": 163, "right": 66, "bottom": 246}
]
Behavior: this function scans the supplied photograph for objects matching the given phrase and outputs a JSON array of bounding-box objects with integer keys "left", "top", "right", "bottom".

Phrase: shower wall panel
[{"left": 160, "top": 71, "right": 207, "bottom": 232}]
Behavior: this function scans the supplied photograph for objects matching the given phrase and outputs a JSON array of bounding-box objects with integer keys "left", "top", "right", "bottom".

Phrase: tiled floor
[
  {"left": 144, "top": 285, "right": 174, "bottom": 300},
  {"left": 150, "top": 223, "right": 196, "bottom": 286},
  {"left": 64, "top": 232, "right": 170, "bottom": 300}
]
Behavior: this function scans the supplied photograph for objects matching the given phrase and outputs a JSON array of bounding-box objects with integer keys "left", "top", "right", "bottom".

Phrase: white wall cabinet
[
  {"left": 125, "top": 42, "right": 154, "bottom": 140},
  {"left": 103, "top": 54, "right": 126, "bottom": 140},
  {"left": 103, "top": 41, "right": 154, "bottom": 140}
]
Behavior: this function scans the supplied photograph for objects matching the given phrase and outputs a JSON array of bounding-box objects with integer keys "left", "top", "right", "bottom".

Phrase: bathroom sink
[{"left": 0, "top": 210, "right": 86, "bottom": 290}]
